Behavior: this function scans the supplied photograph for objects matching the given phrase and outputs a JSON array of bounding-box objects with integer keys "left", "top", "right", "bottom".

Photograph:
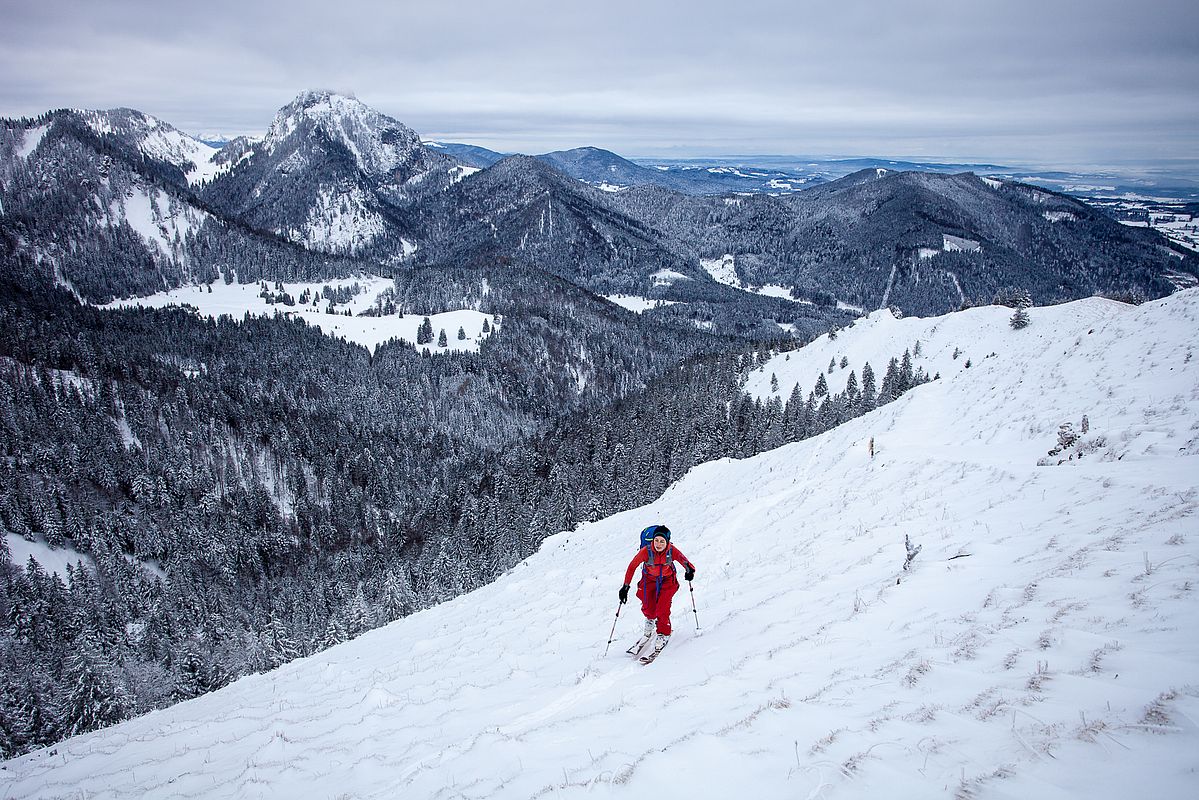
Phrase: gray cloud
[{"left": 1, "top": 0, "right": 1196, "bottom": 168}]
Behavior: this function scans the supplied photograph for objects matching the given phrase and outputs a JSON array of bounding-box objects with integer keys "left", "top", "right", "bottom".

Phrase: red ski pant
[{"left": 637, "top": 576, "right": 679, "bottom": 635}]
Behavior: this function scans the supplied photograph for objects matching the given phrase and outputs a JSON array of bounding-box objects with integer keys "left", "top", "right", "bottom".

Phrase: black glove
[
  {"left": 684, "top": 566, "right": 695, "bottom": 582},
  {"left": 618, "top": 584, "right": 629, "bottom": 603}
]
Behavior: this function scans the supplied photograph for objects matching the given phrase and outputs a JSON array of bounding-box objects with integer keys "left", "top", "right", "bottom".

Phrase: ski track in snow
[{"left": 4, "top": 292, "right": 1199, "bottom": 799}]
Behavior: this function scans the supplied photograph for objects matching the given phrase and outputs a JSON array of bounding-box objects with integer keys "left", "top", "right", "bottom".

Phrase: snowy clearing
[
  {"left": 699, "top": 254, "right": 804, "bottom": 303},
  {"left": 919, "top": 233, "right": 983, "bottom": 259},
  {"left": 6, "top": 290, "right": 1197, "bottom": 799},
  {"left": 103, "top": 277, "right": 498, "bottom": 353},
  {"left": 15, "top": 124, "right": 49, "bottom": 159},
  {"left": 651, "top": 269, "right": 692, "bottom": 286},
  {"left": 4, "top": 535, "right": 94, "bottom": 579},
  {"left": 602, "top": 294, "right": 677, "bottom": 313}
]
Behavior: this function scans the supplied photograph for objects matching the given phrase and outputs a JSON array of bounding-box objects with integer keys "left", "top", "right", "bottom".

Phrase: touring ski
[
  {"left": 639, "top": 641, "right": 669, "bottom": 665},
  {"left": 627, "top": 634, "right": 653, "bottom": 656}
]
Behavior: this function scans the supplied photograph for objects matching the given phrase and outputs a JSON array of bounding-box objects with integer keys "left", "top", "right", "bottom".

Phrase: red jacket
[{"left": 624, "top": 545, "right": 693, "bottom": 585}]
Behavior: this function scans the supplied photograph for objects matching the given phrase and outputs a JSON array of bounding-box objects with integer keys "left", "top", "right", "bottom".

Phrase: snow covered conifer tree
[
  {"left": 319, "top": 617, "right": 347, "bottom": 650},
  {"left": 417, "top": 316, "right": 434, "bottom": 345},
  {"left": 437, "top": 328, "right": 448, "bottom": 347},
  {"left": 1011, "top": 305, "right": 1031, "bottom": 329},
  {"left": 845, "top": 370, "right": 860, "bottom": 414},
  {"left": 814, "top": 373, "right": 828, "bottom": 397},
  {"left": 173, "top": 642, "right": 211, "bottom": 700},
  {"left": 860, "top": 362, "right": 877, "bottom": 411},
  {"left": 899, "top": 350, "right": 914, "bottom": 393},
  {"left": 261, "top": 612, "right": 301, "bottom": 669},
  {"left": 58, "top": 635, "right": 127, "bottom": 737}
]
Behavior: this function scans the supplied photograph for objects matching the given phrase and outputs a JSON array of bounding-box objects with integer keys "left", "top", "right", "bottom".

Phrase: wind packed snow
[
  {"left": 102, "top": 277, "right": 498, "bottom": 353},
  {"left": 6, "top": 291, "right": 1199, "bottom": 799}
]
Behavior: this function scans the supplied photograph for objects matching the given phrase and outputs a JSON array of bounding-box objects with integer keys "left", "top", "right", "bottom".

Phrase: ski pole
[
  {"left": 688, "top": 579, "right": 700, "bottom": 630},
  {"left": 603, "top": 601, "right": 623, "bottom": 656}
]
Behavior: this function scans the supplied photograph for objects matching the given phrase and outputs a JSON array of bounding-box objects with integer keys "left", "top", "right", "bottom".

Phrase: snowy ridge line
[{"left": 4, "top": 291, "right": 1197, "bottom": 798}]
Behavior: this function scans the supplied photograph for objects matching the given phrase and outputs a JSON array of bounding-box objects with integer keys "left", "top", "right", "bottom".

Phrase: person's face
[{"left": 653, "top": 535, "right": 668, "bottom": 552}]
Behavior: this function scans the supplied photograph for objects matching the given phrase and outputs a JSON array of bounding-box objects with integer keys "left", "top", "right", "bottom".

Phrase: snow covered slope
[
  {"left": 76, "top": 107, "right": 221, "bottom": 185},
  {"left": 102, "top": 276, "right": 499, "bottom": 353},
  {"left": 200, "top": 91, "right": 458, "bottom": 258},
  {"left": 5, "top": 292, "right": 1198, "bottom": 799}
]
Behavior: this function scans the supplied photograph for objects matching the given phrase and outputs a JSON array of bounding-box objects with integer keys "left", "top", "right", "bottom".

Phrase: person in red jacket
[{"left": 618, "top": 524, "right": 695, "bottom": 657}]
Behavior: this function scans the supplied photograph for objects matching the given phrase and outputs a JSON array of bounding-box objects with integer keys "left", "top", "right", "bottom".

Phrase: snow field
[
  {"left": 103, "top": 277, "right": 498, "bottom": 353},
  {"left": 601, "top": 294, "right": 677, "bottom": 313},
  {"left": 4, "top": 291, "right": 1197, "bottom": 799},
  {"left": 699, "top": 253, "right": 807, "bottom": 304}
]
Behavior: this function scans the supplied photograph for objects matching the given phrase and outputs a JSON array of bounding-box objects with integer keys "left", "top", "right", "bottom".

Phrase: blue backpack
[{"left": 638, "top": 525, "right": 675, "bottom": 592}]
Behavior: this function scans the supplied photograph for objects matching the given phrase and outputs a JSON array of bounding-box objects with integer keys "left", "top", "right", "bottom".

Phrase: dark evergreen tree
[
  {"left": 417, "top": 317, "right": 434, "bottom": 345},
  {"left": 860, "top": 362, "right": 877, "bottom": 411}
]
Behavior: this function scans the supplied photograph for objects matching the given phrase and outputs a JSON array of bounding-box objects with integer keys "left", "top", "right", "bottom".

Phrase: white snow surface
[
  {"left": 103, "top": 277, "right": 497, "bottom": 353},
  {"left": 6, "top": 291, "right": 1199, "bottom": 799},
  {"left": 919, "top": 234, "right": 983, "bottom": 260},
  {"left": 79, "top": 110, "right": 220, "bottom": 185},
  {"left": 601, "top": 294, "right": 677, "bottom": 313},
  {"left": 651, "top": 268, "right": 692, "bottom": 286},
  {"left": 262, "top": 91, "right": 422, "bottom": 179},
  {"left": 288, "top": 184, "right": 387, "bottom": 253},
  {"left": 4, "top": 534, "right": 94, "bottom": 578},
  {"left": 106, "top": 185, "right": 210, "bottom": 258},
  {"left": 15, "top": 124, "right": 49, "bottom": 159},
  {"left": 449, "top": 164, "right": 481, "bottom": 184},
  {"left": 699, "top": 254, "right": 805, "bottom": 304}
]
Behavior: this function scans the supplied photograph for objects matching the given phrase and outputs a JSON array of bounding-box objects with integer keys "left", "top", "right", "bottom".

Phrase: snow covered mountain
[
  {"left": 201, "top": 90, "right": 460, "bottom": 257},
  {"left": 537, "top": 146, "right": 825, "bottom": 195},
  {"left": 6, "top": 93, "right": 1194, "bottom": 318},
  {"left": 0, "top": 108, "right": 368, "bottom": 301},
  {"left": 7, "top": 290, "right": 1196, "bottom": 798},
  {"left": 608, "top": 167, "right": 1199, "bottom": 315}
]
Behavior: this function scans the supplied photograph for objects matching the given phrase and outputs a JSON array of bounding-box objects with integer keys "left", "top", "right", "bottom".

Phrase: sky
[{"left": 2, "top": 0, "right": 1197, "bottom": 169}]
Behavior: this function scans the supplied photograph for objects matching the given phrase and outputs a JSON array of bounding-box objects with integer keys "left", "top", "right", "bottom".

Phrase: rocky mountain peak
[{"left": 261, "top": 90, "right": 427, "bottom": 178}]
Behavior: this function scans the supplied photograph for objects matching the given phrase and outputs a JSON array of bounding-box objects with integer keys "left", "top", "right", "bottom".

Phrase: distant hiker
[{"left": 618, "top": 525, "right": 695, "bottom": 661}]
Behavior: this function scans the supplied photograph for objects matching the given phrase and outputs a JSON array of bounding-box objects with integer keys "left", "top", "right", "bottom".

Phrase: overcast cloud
[{"left": 1, "top": 0, "right": 1196, "bottom": 168}]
